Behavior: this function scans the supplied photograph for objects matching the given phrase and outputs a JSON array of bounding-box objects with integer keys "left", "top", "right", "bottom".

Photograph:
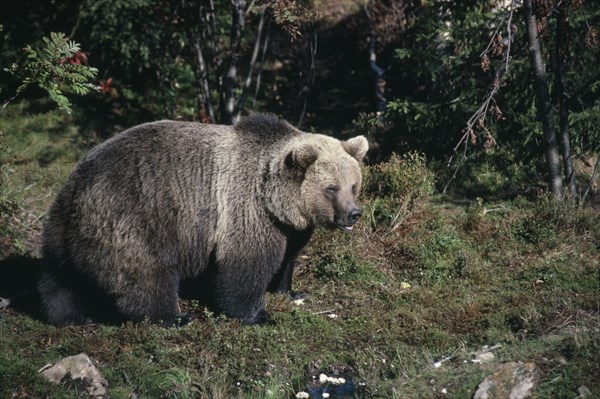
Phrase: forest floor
[{"left": 1, "top": 106, "right": 599, "bottom": 398}]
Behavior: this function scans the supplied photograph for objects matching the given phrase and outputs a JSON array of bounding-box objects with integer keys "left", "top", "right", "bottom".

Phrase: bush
[
  {"left": 511, "top": 195, "right": 582, "bottom": 251},
  {"left": 362, "top": 152, "right": 435, "bottom": 230}
]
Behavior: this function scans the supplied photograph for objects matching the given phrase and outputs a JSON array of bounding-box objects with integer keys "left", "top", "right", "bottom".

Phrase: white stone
[
  {"left": 318, "top": 373, "right": 347, "bottom": 386},
  {"left": 473, "top": 362, "right": 541, "bottom": 399},
  {"left": 39, "top": 353, "right": 107, "bottom": 398},
  {"left": 329, "top": 377, "right": 346, "bottom": 385},
  {"left": 577, "top": 386, "right": 591, "bottom": 397},
  {"left": 295, "top": 392, "right": 310, "bottom": 399},
  {"left": 475, "top": 352, "right": 495, "bottom": 364}
]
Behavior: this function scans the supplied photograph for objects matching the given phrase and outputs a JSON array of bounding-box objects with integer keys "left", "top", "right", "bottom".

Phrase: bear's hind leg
[
  {"left": 113, "top": 271, "right": 182, "bottom": 325},
  {"left": 38, "top": 271, "right": 88, "bottom": 325}
]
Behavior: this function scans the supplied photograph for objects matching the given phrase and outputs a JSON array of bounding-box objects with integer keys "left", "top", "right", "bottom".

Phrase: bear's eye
[
  {"left": 326, "top": 185, "right": 338, "bottom": 195},
  {"left": 351, "top": 183, "right": 357, "bottom": 194}
]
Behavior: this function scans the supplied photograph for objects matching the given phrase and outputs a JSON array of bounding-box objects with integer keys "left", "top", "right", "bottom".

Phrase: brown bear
[{"left": 38, "top": 113, "right": 368, "bottom": 325}]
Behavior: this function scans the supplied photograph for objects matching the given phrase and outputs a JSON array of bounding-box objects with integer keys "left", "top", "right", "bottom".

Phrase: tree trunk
[
  {"left": 365, "top": 7, "right": 386, "bottom": 120},
  {"left": 555, "top": 0, "right": 577, "bottom": 196},
  {"left": 368, "top": 33, "right": 386, "bottom": 116},
  {"left": 524, "top": 0, "right": 563, "bottom": 198},
  {"left": 253, "top": 19, "right": 271, "bottom": 109},
  {"left": 297, "top": 29, "right": 317, "bottom": 128},
  {"left": 193, "top": 38, "right": 215, "bottom": 123},
  {"left": 233, "top": 9, "right": 265, "bottom": 124},
  {"left": 223, "top": 0, "right": 246, "bottom": 125}
]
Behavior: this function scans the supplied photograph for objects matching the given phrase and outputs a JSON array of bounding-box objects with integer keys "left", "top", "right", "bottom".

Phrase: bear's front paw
[
  {"left": 243, "top": 308, "right": 273, "bottom": 325},
  {"left": 290, "top": 291, "right": 309, "bottom": 301},
  {"left": 162, "top": 313, "right": 195, "bottom": 328}
]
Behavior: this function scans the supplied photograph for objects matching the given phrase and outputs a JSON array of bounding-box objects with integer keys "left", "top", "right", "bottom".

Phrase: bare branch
[
  {"left": 479, "top": 15, "right": 507, "bottom": 58},
  {"left": 443, "top": 2, "right": 516, "bottom": 193},
  {"left": 1, "top": 94, "right": 19, "bottom": 114}
]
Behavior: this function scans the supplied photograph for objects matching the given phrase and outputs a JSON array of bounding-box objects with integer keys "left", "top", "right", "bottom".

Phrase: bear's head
[{"left": 282, "top": 135, "right": 369, "bottom": 231}]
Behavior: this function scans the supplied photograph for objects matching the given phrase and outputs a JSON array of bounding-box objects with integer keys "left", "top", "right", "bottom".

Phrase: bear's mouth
[{"left": 334, "top": 220, "right": 355, "bottom": 232}]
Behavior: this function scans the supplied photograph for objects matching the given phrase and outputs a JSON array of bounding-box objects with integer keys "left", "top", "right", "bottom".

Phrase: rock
[
  {"left": 472, "top": 352, "right": 495, "bottom": 364},
  {"left": 472, "top": 362, "right": 541, "bottom": 399},
  {"left": 39, "top": 353, "right": 108, "bottom": 398},
  {"left": 555, "top": 356, "right": 568, "bottom": 366},
  {"left": 400, "top": 282, "right": 412, "bottom": 289},
  {"left": 0, "top": 297, "right": 10, "bottom": 309},
  {"left": 329, "top": 377, "right": 346, "bottom": 385},
  {"left": 577, "top": 386, "right": 591, "bottom": 397},
  {"left": 295, "top": 392, "right": 310, "bottom": 399},
  {"left": 318, "top": 373, "right": 346, "bottom": 385}
]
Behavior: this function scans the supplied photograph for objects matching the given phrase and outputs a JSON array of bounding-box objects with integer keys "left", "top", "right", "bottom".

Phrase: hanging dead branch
[{"left": 443, "top": 1, "right": 516, "bottom": 193}]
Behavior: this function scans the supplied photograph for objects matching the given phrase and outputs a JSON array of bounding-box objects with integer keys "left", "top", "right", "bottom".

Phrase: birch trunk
[
  {"left": 524, "top": 0, "right": 563, "bottom": 198},
  {"left": 223, "top": 0, "right": 246, "bottom": 125},
  {"left": 555, "top": 1, "right": 577, "bottom": 196}
]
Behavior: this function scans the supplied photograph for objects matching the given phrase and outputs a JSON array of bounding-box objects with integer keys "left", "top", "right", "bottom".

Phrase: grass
[{"left": 1, "top": 106, "right": 599, "bottom": 398}]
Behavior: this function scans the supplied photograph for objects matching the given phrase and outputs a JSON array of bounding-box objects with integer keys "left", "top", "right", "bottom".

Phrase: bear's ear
[
  {"left": 342, "top": 136, "right": 369, "bottom": 162},
  {"left": 285, "top": 144, "right": 319, "bottom": 171}
]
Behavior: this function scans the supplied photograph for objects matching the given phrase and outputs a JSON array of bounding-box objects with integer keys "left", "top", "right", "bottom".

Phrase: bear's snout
[
  {"left": 348, "top": 208, "right": 362, "bottom": 224},
  {"left": 335, "top": 207, "right": 362, "bottom": 231}
]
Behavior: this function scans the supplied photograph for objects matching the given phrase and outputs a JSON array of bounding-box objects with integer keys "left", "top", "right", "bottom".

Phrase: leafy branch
[{"left": 2, "top": 32, "right": 98, "bottom": 114}]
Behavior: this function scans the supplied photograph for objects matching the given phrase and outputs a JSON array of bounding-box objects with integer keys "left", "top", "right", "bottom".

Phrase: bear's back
[
  {"left": 233, "top": 113, "right": 299, "bottom": 148},
  {"left": 80, "top": 115, "right": 297, "bottom": 173}
]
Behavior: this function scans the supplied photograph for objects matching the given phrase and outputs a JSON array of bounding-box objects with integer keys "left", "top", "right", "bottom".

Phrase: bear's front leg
[
  {"left": 214, "top": 270, "right": 271, "bottom": 324},
  {"left": 212, "top": 223, "right": 287, "bottom": 324},
  {"left": 267, "top": 228, "right": 313, "bottom": 300},
  {"left": 267, "top": 259, "right": 294, "bottom": 294},
  {"left": 213, "top": 259, "right": 276, "bottom": 325}
]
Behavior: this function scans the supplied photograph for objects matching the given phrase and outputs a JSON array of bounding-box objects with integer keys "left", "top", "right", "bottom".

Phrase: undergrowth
[{"left": 0, "top": 109, "right": 599, "bottom": 398}]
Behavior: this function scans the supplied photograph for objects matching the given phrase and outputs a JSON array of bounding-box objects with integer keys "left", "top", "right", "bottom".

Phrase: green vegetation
[
  {"left": 1, "top": 114, "right": 598, "bottom": 397},
  {"left": 4, "top": 32, "right": 98, "bottom": 114}
]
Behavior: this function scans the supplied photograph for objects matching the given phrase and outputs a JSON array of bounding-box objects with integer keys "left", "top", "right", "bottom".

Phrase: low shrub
[{"left": 362, "top": 152, "right": 435, "bottom": 230}]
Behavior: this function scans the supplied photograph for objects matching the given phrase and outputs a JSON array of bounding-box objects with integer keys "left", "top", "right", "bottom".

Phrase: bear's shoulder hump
[{"left": 234, "top": 113, "right": 298, "bottom": 145}]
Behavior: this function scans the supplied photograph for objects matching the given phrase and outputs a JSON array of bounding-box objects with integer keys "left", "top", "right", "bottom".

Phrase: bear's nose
[{"left": 348, "top": 208, "right": 362, "bottom": 224}]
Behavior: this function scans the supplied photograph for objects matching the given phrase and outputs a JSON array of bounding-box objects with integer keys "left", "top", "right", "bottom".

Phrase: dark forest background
[{"left": 2, "top": 0, "right": 599, "bottom": 200}]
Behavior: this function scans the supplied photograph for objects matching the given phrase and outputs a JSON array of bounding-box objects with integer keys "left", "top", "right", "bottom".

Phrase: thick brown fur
[{"left": 39, "top": 113, "right": 368, "bottom": 325}]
